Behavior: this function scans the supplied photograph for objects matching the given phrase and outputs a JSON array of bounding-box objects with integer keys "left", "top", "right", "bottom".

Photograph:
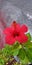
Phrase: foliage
[{"left": 0, "top": 33, "right": 32, "bottom": 65}]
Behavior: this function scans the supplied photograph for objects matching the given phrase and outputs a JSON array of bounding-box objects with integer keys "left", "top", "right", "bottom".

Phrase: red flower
[{"left": 4, "top": 21, "right": 28, "bottom": 45}]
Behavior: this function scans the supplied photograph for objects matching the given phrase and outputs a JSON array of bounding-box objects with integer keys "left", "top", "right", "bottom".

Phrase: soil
[{"left": 5, "top": 59, "right": 17, "bottom": 65}]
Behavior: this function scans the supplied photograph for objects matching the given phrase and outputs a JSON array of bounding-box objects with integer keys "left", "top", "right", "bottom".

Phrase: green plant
[{"left": 0, "top": 33, "right": 32, "bottom": 65}]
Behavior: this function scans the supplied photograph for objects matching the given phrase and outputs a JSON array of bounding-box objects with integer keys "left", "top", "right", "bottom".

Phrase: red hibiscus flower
[{"left": 4, "top": 21, "right": 28, "bottom": 45}]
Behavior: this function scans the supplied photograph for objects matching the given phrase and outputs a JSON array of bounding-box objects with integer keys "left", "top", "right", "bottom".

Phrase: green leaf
[
  {"left": 0, "top": 58, "right": 5, "bottom": 65},
  {"left": 13, "top": 49, "right": 19, "bottom": 56},
  {"left": 2, "top": 42, "right": 22, "bottom": 57},
  {"left": 21, "top": 56, "right": 29, "bottom": 64},
  {"left": 22, "top": 39, "right": 32, "bottom": 63},
  {"left": 24, "top": 47, "right": 32, "bottom": 62},
  {"left": 26, "top": 33, "right": 31, "bottom": 41},
  {"left": 11, "top": 42, "right": 22, "bottom": 56},
  {"left": 18, "top": 48, "right": 29, "bottom": 64},
  {"left": 18, "top": 48, "right": 25, "bottom": 60},
  {"left": 31, "top": 36, "right": 32, "bottom": 41},
  {"left": 2, "top": 44, "right": 12, "bottom": 57},
  {"left": 0, "top": 42, "right": 22, "bottom": 64},
  {"left": 24, "top": 41, "right": 32, "bottom": 48},
  {"left": 23, "top": 33, "right": 32, "bottom": 48}
]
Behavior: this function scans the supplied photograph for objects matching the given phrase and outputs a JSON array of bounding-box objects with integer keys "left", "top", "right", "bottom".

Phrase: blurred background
[{"left": 0, "top": 0, "right": 32, "bottom": 29}]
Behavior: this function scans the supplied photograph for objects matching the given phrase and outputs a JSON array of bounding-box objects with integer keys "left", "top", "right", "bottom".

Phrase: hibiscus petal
[
  {"left": 16, "top": 36, "right": 21, "bottom": 43},
  {"left": 5, "top": 35, "right": 16, "bottom": 45},
  {"left": 20, "top": 34, "right": 28, "bottom": 43},
  {"left": 3, "top": 27, "right": 15, "bottom": 35},
  {"left": 20, "top": 24, "right": 28, "bottom": 33},
  {"left": 16, "top": 24, "right": 21, "bottom": 33},
  {"left": 15, "top": 33, "right": 28, "bottom": 44},
  {"left": 11, "top": 21, "right": 21, "bottom": 33},
  {"left": 3, "top": 27, "right": 11, "bottom": 35}
]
